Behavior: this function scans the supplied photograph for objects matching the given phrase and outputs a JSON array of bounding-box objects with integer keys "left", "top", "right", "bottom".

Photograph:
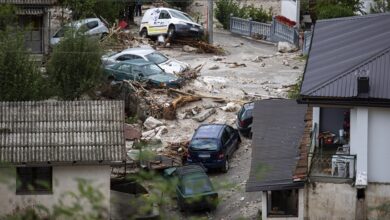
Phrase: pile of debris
[{"left": 173, "top": 38, "right": 225, "bottom": 55}]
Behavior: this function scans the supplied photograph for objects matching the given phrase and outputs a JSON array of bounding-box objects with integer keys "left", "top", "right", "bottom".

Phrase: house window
[
  {"left": 16, "top": 167, "right": 52, "bottom": 194},
  {"left": 267, "top": 189, "right": 299, "bottom": 217}
]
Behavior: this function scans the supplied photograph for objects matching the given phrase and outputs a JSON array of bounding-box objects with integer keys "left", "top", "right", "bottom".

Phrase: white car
[
  {"left": 101, "top": 48, "right": 190, "bottom": 74},
  {"left": 50, "top": 18, "right": 109, "bottom": 45},
  {"left": 139, "top": 7, "right": 204, "bottom": 38}
]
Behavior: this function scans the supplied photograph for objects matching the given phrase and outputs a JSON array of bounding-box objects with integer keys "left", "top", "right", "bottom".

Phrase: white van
[
  {"left": 139, "top": 8, "right": 204, "bottom": 38},
  {"left": 50, "top": 18, "right": 109, "bottom": 46}
]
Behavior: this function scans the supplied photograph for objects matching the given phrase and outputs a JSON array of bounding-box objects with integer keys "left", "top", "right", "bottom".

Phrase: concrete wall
[
  {"left": 0, "top": 165, "right": 111, "bottom": 217},
  {"left": 350, "top": 107, "right": 390, "bottom": 184},
  {"left": 306, "top": 182, "right": 390, "bottom": 219},
  {"left": 281, "top": 0, "right": 298, "bottom": 22},
  {"left": 306, "top": 182, "right": 357, "bottom": 220},
  {"left": 367, "top": 108, "right": 390, "bottom": 183}
]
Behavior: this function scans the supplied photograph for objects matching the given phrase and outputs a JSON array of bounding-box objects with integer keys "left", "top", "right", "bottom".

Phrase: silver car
[
  {"left": 101, "top": 48, "right": 189, "bottom": 75},
  {"left": 50, "top": 18, "right": 109, "bottom": 46}
]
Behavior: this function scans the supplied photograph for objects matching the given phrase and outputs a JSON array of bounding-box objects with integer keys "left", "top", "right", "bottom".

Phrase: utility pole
[{"left": 208, "top": 0, "right": 213, "bottom": 44}]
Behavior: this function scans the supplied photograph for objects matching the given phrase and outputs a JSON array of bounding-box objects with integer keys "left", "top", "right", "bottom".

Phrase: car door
[
  {"left": 114, "top": 63, "right": 133, "bottom": 80},
  {"left": 224, "top": 126, "right": 237, "bottom": 157},
  {"left": 148, "top": 8, "right": 162, "bottom": 35},
  {"left": 221, "top": 130, "right": 231, "bottom": 158},
  {"left": 155, "top": 10, "right": 171, "bottom": 35}
]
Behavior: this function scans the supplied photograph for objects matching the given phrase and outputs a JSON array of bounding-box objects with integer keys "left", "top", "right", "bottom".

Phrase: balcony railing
[{"left": 308, "top": 153, "right": 356, "bottom": 179}]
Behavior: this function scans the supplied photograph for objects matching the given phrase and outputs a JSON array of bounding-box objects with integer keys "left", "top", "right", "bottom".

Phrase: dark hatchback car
[
  {"left": 187, "top": 124, "right": 241, "bottom": 172},
  {"left": 236, "top": 102, "right": 254, "bottom": 138},
  {"left": 103, "top": 59, "right": 183, "bottom": 88},
  {"left": 169, "top": 165, "right": 218, "bottom": 212}
]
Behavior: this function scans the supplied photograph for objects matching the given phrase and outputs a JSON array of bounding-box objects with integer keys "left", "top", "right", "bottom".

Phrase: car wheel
[
  {"left": 222, "top": 158, "right": 229, "bottom": 173},
  {"left": 167, "top": 25, "right": 176, "bottom": 39},
  {"left": 140, "top": 28, "right": 148, "bottom": 38}
]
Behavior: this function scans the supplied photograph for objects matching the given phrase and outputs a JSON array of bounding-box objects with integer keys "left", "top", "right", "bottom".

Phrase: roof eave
[{"left": 298, "top": 96, "right": 390, "bottom": 107}]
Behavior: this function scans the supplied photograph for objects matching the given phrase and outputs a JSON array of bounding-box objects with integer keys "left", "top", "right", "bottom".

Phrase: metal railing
[
  {"left": 230, "top": 16, "right": 298, "bottom": 45},
  {"left": 309, "top": 152, "right": 356, "bottom": 179}
]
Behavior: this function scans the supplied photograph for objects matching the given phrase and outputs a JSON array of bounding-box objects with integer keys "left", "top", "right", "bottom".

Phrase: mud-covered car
[{"left": 103, "top": 59, "right": 183, "bottom": 88}]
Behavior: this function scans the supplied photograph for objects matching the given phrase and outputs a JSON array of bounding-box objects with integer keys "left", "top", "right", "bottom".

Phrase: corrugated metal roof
[
  {"left": 246, "top": 99, "right": 307, "bottom": 192},
  {"left": 0, "top": 0, "right": 57, "bottom": 5},
  {"left": 0, "top": 101, "right": 126, "bottom": 164},
  {"left": 16, "top": 8, "right": 44, "bottom": 15},
  {"left": 301, "top": 13, "right": 390, "bottom": 99}
]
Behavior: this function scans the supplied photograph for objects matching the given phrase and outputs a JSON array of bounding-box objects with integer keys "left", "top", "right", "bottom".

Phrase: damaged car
[
  {"left": 103, "top": 59, "right": 183, "bottom": 88},
  {"left": 139, "top": 7, "right": 204, "bottom": 39},
  {"left": 101, "top": 47, "right": 189, "bottom": 74}
]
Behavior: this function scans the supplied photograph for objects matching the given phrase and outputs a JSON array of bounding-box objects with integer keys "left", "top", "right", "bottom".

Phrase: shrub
[
  {"left": 47, "top": 33, "right": 103, "bottom": 100},
  {"left": 0, "top": 29, "right": 49, "bottom": 101},
  {"left": 164, "top": 0, "right": 194, "bottom": 11},
  {"left": 215, "top": 0, "right": 241, "bottom": 29},
  {"left": 215, "top": 0, "right": 272, "bottom": 29},
  {"left": 316, "top": 3, "right": 355, "bottom": 19}
]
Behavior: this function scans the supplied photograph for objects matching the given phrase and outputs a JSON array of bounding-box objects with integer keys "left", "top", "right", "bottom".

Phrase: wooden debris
[
  {"left": 173, "top": 38, "right": 225, "bottom": 55},
  {"left": 162, "top": 95, "right": 201, "bottom": 120},
  {"left": 176, "top": 63, "right": 204, "bottom": 80}
]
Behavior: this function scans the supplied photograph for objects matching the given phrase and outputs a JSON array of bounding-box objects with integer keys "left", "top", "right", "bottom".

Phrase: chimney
[{"left": 357, "top": 77, "right": 369, "bottom": 95}]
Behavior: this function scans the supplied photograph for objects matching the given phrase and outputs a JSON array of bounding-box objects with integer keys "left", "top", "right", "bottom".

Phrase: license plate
[
  {"left": 199, "top": 154, "right": 210, "bottom": 158},
  {"left": 190, "top": 27, "right": 199, "bottom": 32}
]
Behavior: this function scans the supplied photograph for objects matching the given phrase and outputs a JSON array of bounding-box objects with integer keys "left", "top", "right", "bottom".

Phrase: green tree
[
  {"left": 47, "top": 34, "right": 103, "bottom": 100},
  {"left": 0, "top": 4, "right": 16, "bottom": 30},
  {"left": 371, "top": 0, "right": 390, "bottom": 13},
  {"left": 215, "top": 0, "right": 241, "bottom": 29},
  {"left": 0, "top": 29, "right": 49, "bottom": 101},
  {"left": 92, "top": 0, "right": 128, "bottom": 24},
  {"left": 165, "top": 0, "right": 194, "bottom": 11},
  {"left": 59, "top": 0, "right": 97, "bottom": 20}
]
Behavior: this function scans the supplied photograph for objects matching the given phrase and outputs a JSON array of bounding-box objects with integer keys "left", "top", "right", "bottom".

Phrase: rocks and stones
[
  {"left": 278, "top": 42, "right": 297, "bottom": 53},
  {"left": 220, "top": 102, "right": 241, "bottom": 112},
  {"left": 213, "top": 56, "right": 224, "bottom": 61},
  {"left": 252, "top": 56, "right": 263, "bottom": 63},
  {"left": 183, "top": 45, "right": 197, "bottom": 52},
  {"left": 203, "top": 103, "right": 220, "bottom": 109},
  {"left": 193, "top": 108, "right": 216, "bottom": 122},
  {"left": 259, "top": 62, "right": 266, "bottom": 67},
  {"left": 292, "top": 66, "right": 299, "bottom": 69},
  {"left": 141, "top": 126, "right": 168, "bottom": 141},
  {"left": 209, "top": 65, "right": 220, "bottom": 70},
  {"left": 282, "top": 59, "right": 290, "bottom": 66},
  {"left": 143, "top": 116, "right": 164, "bottom": 130}
]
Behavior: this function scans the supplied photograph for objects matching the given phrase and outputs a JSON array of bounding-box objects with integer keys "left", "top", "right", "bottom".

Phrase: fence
[
  {"left": 302, "top": 31, "right": 312, "bottom": 55},
  {"left": 230, "top": 16, "right": 298, "bottom": 45},
  {"left": 308, "top": 152, "right": 356, "bottom": 179}
]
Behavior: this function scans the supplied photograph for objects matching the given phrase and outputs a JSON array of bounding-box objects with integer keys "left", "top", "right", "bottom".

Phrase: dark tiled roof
[
  {"left": 300, "top": 13, "right": 390, "bottom": 100},
  {"left": 0, "top": 0, "right": 57, "bottom": 5},
  {"left": 246, "top": 99, "right": 307, "bottom": 192},
  {"left": 0, "top": 101, "right": 125, "bottom": 164}
]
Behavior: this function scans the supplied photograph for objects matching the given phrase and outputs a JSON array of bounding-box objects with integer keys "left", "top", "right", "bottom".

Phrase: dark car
[
  {"left": 167, "top": 165, "right": 218, "bottom": 212},
  {"left": 236, "top": 102, "right": 254, "bottom": 138},
  {"left": 187, "top": 124, "right": 241, "bottom": 172},
  {"left": 103, "top": 59, "right": 183, "bottom": 88}
]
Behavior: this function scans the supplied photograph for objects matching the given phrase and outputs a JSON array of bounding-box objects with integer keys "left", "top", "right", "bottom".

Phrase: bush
[
  {"left": 92, "top": 0, "right": 128, "bottom": 24},
  {"left": 164, "top": 0, "right": 193, "bottom": 11},
  {"left": 316, "top": 3, "right": 355, "bottom": 19},
  {"left": 215, "top": 0, "right": 241, "bottom": 29},
  {"left": 0, "top": 29, "right": 49, "bottom": 101},
  {"left": 47, "top": 34, "right": 103, "bottom": 100},
  {"left": 215, "top": 0, "right": 272, "bottom": 29},
  {"left": 240, "top": 5, "right": 272, "bottom": 23}
]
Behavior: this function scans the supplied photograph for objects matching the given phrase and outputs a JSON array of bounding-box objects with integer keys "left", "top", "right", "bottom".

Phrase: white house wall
[
  {"left": 0, "top": 165, "right": 111, "bottom": 216},
  {"left": 367, "top": 108, "right": 390, "bottom": 183},
  {"left": 281, "top": 0, "right": 298, "bottom": 22}
]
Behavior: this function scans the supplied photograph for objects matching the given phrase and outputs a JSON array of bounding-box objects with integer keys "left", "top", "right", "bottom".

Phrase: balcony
[{"left": 308, "top": 151, "right": 356, "bottom": 182}]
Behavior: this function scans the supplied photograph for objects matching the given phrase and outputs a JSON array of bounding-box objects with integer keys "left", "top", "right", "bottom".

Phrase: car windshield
[
  {"left": 141, "top": 63, "right": 164, "bottom": 76},
  {"left": 170, "top": 10, "right": 194, "bottom": 22},
  {"left": 190, "top": 139, "right": 218, "bottom": 151},
  {"left": 145, "top": 52, "right": 169, "bottom": 64},
  {"left": 182, "top": 174, "right": 213, "bottom": 195}
]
